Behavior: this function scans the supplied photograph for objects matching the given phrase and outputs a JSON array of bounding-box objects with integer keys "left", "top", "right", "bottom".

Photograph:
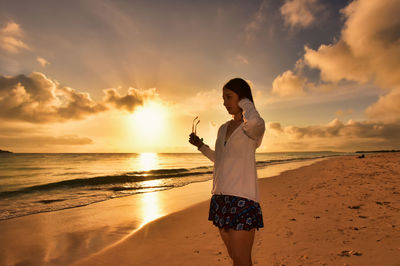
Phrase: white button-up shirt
[{"left": 198, "top": 98, "right": 265, "bottom": 202}]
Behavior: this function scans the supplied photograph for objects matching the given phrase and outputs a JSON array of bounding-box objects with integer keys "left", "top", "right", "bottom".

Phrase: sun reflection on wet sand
[{"left": 140, "top": 190, "right": 164, "bottom": 224}]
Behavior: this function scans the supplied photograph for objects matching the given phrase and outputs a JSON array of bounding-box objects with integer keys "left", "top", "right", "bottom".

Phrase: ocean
[{"left": 0, "top": 151, "right": 351, "bottom": 221}]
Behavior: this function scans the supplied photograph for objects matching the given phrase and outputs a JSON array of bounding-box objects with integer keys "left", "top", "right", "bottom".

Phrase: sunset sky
[{"left": 0, "top": 0, "right": 399, "bottom": 153}]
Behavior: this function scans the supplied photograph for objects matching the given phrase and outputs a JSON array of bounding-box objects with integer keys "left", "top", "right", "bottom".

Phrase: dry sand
[{"left": 73, "top": 153, "right": 400, "bottom": 266}]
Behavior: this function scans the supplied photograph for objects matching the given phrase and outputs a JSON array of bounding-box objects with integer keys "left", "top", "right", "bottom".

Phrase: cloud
[
  {"left": 303, "top": 1, "right": 400, "bottom": 87},
  {"left": 267, "top": 121, "right": 283, "bottom": 134},
  {"left": 303, "top": 42, "right": 370, "bottom": 84},
  {"left": 103, "top": 87, "right": 158, "bottom": 112},
  {"left": 338, "top": 0, "right": 400, "bottom": 90},
  {"left": 56, "top": 86, "right": 108, "bottom": 120},
  {"left": 280, "top": 0, "right": 324, "bottom": 29},
  {"left": 0, "top": 21, "right": 30, "bottom": 53},
  {"left": 37, "top": 56, "right": 50, "bottom": 67},
  {"left": 0, "top": 123, "right": 47, "bottom": 136},
  {"left": 235, "top": 54, "right": 249, "bottom": 64},
  {"left": 0, "top": 135, "right": 93, "bottom": 147},
  {"left": 365, "top": 88, "right": 400, "bottom": 123},
  {"left": 270, "top": 118, "right": 400, "bottom": 150},
  {"left": 302, "top": 0, "right": 400, "bottom": 122},
  {"left": 0, "top": 72, "right": 159, "bottom": 123},
  {"left": 0, "top": 72, "right": 105, "bottom": 123},
  {"left": 335, "top": 108, "right": 353, "bottom": 117},
  {"left": 272, "top": 70, "right": 306, "bottom": 97},
  {"left": 283, "top": 118, "right": 400, "bottom": 140},
  {"left": 245, "top": 0, "right": 267, "bottom": 42},
  {"left": 273, "top": 0, "right": 400, "bottom": 125}
]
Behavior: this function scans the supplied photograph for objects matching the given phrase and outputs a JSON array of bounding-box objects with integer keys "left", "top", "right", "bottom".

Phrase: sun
[{"left": 130, "top": 101, "right": 167, "bottom": 144}]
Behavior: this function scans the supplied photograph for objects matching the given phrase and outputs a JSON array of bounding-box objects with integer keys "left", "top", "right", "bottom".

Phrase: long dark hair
[{"left": 223, "top": 78, "right": 254, "bottom": 103}]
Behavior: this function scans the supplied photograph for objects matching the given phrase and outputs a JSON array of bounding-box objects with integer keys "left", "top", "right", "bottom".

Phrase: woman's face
[{"left": 223, "top": 88, "right": 241, "bottom": 115}]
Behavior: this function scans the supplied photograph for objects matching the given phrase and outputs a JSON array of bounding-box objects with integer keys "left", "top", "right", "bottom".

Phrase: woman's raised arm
[{"left": 238, "top": 98, "right": 265, "bottom": 144}]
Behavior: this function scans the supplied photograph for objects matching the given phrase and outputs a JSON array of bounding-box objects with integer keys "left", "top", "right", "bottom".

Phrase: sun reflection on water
[
  {"left": 136, "top": 153, "right": 164, "bottom": 223},
  {"left": 138, "top": 152, "right": 158, "bottom": 172}
]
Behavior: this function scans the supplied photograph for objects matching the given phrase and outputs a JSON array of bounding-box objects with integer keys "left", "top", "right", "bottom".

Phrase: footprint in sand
[
  {"left": 348, "top": 205, "right": 361, "bottom": 209},
  {"left": 376, "top": 201, "right": 390, "bottom": 205},
  {"left": 338, "top": 250, "right": 363, "bottom": 257}
]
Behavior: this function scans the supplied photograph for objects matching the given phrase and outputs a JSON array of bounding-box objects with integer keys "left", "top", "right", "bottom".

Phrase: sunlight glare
[
  {"left": 138, "top": 152, "right": 158, "bottom": 171},
  {"left": 130, "top": 102, "right": 166, "bottom": 144},
  {"left": 140, "top": 191, "right": 163, "bottom": 224}
]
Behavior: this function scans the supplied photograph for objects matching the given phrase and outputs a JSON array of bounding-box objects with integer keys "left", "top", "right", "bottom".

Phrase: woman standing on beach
[{"left": 189, "top": 78, "right": 265, "bottom": 266}]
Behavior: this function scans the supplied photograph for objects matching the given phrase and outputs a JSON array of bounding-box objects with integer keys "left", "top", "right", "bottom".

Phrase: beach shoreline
[
  {"left": 0, "top": 157, "right": 326, "bottom": 266},
  {"left": 73, "top": 153, "right": 400, "bottom": 266}
]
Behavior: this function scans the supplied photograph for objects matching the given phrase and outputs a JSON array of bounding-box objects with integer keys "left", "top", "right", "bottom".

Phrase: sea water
[{"left": 0, "top": 151, "right": 350, "bottom": 220}]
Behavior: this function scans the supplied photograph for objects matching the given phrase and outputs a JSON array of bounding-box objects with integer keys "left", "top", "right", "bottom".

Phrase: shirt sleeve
[
  {"left": 198, "top": 144, "right": 215, "bottom": 162},
  {"left": 238, "top": 98, "right": 265, "bottom": 145}
]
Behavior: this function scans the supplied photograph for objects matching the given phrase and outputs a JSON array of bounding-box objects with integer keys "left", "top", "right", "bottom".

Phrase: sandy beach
[
  {"left": 1, "top": 153, "right": 399, "bottom": 266},
  {"left": 0, "top": 158, "right": 319, "bottom": 266},
  {"left": 70, "top": 152, "right": 400, "bottom": 266}
]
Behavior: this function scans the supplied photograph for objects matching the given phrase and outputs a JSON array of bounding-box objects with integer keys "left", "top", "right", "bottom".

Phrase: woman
[{"left": 189, "top": 78, "right": 265, "bottom": 266}]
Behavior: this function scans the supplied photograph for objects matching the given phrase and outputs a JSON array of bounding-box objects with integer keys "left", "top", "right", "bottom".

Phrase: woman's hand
[{"left": 189, "top": 133, "right": 204, "bottom": 148}]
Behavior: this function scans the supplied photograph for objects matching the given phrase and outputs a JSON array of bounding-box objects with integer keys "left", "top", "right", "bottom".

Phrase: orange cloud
[
  {"left": 0, "top": 21, "right": 30, "bottom": 54},
  {"left": 0, "top": 135, "right": 93, "bottom": 145},
  {"left": 103, "top": 87, "right": 157, "bottom": 112},
  {"left": 277, "top": 0, "right": 400, "bottom": 91},
  {"left": 267, "top": 122, "right": 283, "bottom": 134},
  {"left": 0, "top": 135, "right": 93, "bottom": 151},
  {"left": 0, "top": 72, "right": 105, "bottom": 123},
  {"left": 272, "top": 70, "right": 306, "bottom": 97},
  {"left": 245, "top": 0, "right": 267, "bottom": 42},
  {"left": 335, "top": 108, "right": 353, "bottom": 117},
  {"left": 270, "top": 118, "right": 400, "bottom": 150},
  {"left": 273, "top": 0, "right": 400, "bottom": 138},
  {"left": 280, "top": 0, "right": 324, "bottom": 29},
  {"left": 37, "top": 56, "right": 50, "bottom": 67},
  {"left": 303, "top": 0, "right": 400, "bottom": 122},
  {"left": 365, "top": 88, "right": 400, "bottom": 123},
  {"left": 286, "top": 118, "right": 400, "bottom": 140},
  {"left": 0, "top": 72, "right": 160, "bottom": 123}
]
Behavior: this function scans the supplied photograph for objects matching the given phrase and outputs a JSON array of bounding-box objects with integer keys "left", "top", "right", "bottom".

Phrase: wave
[
  {"left": 0, "top": 167, "right": 213, "bottom": 198},
  {"left": 0, "top": 154, "right": 346, "bottom": 199}
]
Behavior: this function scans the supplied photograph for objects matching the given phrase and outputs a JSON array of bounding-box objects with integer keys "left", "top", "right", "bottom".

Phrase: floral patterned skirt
[{"left": 208, "top": 194, "right": 264, "bottom": 231}]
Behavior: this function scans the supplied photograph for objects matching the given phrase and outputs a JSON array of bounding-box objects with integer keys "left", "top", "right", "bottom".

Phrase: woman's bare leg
[
  {"left": 219, "top": 228, "right": 233, "bottom": 258},
  {"left": 228, "top": 228, "right": 255, "bottom": 266}
]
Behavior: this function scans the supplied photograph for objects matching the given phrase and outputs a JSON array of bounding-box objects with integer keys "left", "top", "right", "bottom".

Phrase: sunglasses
[
  {"left": 192, "top": 116, "right": 203, "bottom": 142},
  {"left": 192, "top": 116, "right": 200, "bottom": 134}
]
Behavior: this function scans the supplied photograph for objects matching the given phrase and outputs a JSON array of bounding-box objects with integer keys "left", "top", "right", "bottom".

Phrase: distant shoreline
[
  {"left": 2, "top": 150, "right": 399, "bottom": 154},
  {"left": 355, "top": 149, "right": 400, "bottom": 153},
  {"left": 1, "top": 151, "right": 348, "bottom": 154}
]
